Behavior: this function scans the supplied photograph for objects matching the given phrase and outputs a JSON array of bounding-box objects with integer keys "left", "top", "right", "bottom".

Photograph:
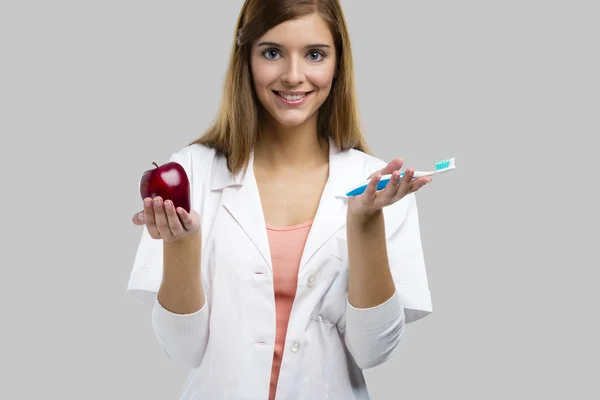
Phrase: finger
[
  {"left": 387, "top": 158, "right": 404, "bottom": 172},
  {"left": 380, "top": 158, "right": 404, "bottom": 176},
  {"left": 132, "top": 210, "right": 145, "bottom": 226},
  {"left": 153, "top": 197, "right": 174, "bottom": 240},
  {"left": 164, "top": 200, "right": 185, "bottom": 236},
  {"left": 408, "top": 177, "right": 431, "bottom": 193},
  {"left": 382, "top": 170, "right": 402, "bottom": 200},
  {"left": 364, "top": 173, "right": 382, "bottom": 201},
  {"left": 143, "top": 198, "right": 161, "bottom": 239},
  {"left": 367, "top": 158, "right": 404, "bottom": 179},
  {"left": 395, "top": 168, "right": 414, "bottom": 197},
  {"left": 176, "top": 207, "right": 195, "bottom": 231}
]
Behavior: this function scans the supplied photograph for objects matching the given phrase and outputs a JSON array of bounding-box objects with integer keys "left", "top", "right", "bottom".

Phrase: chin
[{"left": 274, "top": 114, "right": 312, "bottom": 127}]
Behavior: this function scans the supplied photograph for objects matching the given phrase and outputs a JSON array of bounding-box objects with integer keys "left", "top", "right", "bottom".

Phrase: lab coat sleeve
[
  {"left": 343, "top": 193, "right": 432, "bottom": 369},
  {"left": 126, "top": 145, "right": 212, "bottom": 368},
  {"left": 151, "top": 295, "right": 210, "bottom": 368}
]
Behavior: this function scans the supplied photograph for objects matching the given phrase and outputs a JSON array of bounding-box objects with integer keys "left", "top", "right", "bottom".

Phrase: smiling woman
[
  {"left": 128, "top": 0, "right": 434, "bottom": 399},
  {"left": 251, "top": 14, "right": 337, "bottom": 127},
  {"left": 192, "top": 0, "right": 368, "bottom": 177}
]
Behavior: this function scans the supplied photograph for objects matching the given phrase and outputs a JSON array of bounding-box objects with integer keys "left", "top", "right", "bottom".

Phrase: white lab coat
[{"left": 127, "top": 138, "right": 432, "bottom": 399}]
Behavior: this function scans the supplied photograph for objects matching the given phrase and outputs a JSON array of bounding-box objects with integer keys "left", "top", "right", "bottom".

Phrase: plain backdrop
[{"left": 1, "top": 0, "right": 598, "bottom": 399}]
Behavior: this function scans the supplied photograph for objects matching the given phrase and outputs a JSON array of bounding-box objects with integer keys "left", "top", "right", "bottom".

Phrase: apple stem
[{"left": 152, "top": 162, "right": 159, "bottom": 168}]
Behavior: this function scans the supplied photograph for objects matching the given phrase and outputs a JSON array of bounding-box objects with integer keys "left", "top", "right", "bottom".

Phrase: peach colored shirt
[{"left": 265, "top": 219, "right": 313, "bottom": 400}]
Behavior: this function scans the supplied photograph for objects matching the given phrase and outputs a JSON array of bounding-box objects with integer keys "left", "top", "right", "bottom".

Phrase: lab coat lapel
[
  {"left": 298, "top": 138, "right": 355, "bottom": 272},
  {"left": 212, "top": 139, "right": 359, "bottom": 274},
  {"left": 215, "top": 152, "right": 273, "bottom": 271},
  {"left": 298, "top": 178, "right": 346, "bottom": 272}
]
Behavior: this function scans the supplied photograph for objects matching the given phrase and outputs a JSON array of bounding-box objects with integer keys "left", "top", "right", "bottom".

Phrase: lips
[
  {"left": 272, "top": 90, "right": 314, "bottom": 107},
  {"left": 273, "top": 90, "right": 313, "bottom": 101}
]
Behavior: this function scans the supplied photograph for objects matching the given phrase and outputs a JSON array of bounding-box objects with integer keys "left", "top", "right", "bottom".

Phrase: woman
[{"left": 128, "top": 0, "right": 433, "bottom": 398}]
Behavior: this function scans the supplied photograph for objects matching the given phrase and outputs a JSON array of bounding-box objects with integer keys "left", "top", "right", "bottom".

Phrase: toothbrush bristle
[{"left": 435, "top": 158, "right": 455, "bottom": 170}]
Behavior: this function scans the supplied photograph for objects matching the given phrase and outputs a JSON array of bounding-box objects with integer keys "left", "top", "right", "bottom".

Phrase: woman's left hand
[{"left": 347, "top": 158, "right": 431, "bottom": 219}]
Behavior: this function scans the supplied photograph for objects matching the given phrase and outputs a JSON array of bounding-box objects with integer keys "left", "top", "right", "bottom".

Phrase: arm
[
  {"left": 128, "top": 146, "right": 213, "bottom": 369},
  {"left": 342, "top": 162, "right": 432, "bottom": 369},
  {"left": 158, "top": 230, "right": 205, "bottom": 313},
  {"left": 150, "top": 210, "right": 210, "bottom": 369},
  {"left": 347, "top": 209, "right": 396, "bottom": 308},
  {"left": 344, "top": 209, "right": 405, "bottom": 369}
]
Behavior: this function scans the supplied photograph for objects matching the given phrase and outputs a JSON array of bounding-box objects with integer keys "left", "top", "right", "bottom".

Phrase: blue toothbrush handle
[
  {"left": 345, "top": 171, "right": 420, "bottom": 196},
  {"left": 345, "top": 157, "right": 456, "bottom": 197},
  {"left": 346, "top": 177, "right": 392, "bottom": 196},
  {"left": 376, "top": 177, "right": 391, "bottom": 191}
]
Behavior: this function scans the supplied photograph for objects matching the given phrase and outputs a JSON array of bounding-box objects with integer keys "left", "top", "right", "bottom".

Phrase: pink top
[{"left": 265, "top": 219, "right": 313, "bottom": 400}]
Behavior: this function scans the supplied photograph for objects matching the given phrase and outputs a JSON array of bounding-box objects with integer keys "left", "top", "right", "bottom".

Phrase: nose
[{"left": 282, "top": 55, "right": 304, "bottom": 85}]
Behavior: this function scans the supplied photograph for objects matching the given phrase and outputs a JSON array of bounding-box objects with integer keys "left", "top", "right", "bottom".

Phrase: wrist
[
  {"left": 165, "top": 229, "right": 201, "bottom": 246},
  {"left": 162, "top": 230, "right": 202, "bottom": 278},
  {"left": 347, "top": 208, "right": 383, "bottom": 227}
]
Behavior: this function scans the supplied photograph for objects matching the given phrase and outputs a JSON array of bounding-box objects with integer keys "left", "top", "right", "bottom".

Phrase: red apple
[{"left": 139, "top": 161, "right": 191, "bottom": 213}]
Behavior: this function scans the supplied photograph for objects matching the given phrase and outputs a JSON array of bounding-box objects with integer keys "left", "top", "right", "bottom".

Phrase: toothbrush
[{"left": 345, "top": 157, "right": 456, "bottom": 197}]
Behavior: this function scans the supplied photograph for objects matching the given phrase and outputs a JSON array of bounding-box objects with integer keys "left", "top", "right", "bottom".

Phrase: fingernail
[
  {"left": 138, "top": 212, "right": 145, "bottom": 220},
  {"left": 154, "top": 198, "right": 160, "bottom": 206}
]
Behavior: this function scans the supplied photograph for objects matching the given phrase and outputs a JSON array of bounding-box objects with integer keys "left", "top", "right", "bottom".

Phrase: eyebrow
[{"left": 256, "top": 41, "right": 331, "bottom": 49}]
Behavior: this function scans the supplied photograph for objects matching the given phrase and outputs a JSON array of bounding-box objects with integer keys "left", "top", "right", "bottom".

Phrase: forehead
[{"left": 257, "top": 13, "right": 334, "bottom": 46}]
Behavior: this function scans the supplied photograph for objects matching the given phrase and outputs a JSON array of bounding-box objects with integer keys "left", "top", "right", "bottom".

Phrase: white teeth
[{"left": 279, "top": 93, "right": 306, "bottom": 101}]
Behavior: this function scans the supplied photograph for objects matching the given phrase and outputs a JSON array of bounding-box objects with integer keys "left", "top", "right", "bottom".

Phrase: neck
[{"left": 254, "top": 113, "right": 328, "bottom": 172}]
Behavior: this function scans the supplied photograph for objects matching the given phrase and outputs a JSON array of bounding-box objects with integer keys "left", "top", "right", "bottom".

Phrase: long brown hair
[{"left": 190, "top": 0, "right": 370, "bottom": 176}]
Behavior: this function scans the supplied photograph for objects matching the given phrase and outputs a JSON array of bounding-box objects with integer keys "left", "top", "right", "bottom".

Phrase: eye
[
  {"left": 262, "top": 48, "right": 281, "bottom": 60},
  {"left": 307, "top": 50, "right": 325, "bottom": 62}
]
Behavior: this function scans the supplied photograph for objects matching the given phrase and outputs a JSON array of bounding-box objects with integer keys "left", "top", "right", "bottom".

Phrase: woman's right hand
[{"left": 132, "top": 196, "right": 200, "bottom": 242}]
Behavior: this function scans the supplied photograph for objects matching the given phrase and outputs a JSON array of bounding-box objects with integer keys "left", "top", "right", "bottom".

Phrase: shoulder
[
  {"left": 336, "top": 147, "right": 394, "bottom": 192},
  {"left": 341, "top": 147, "right": 389, "bottom": 176},
  {"left": 168, "top": 143, "right": 218, "bottom": 185},
  {"left": 170, "top": 142, "right": 217, "bottom": 167}
]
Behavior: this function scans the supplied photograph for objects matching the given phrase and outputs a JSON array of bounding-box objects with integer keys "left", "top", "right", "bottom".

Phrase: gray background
[{"left": 1, "top": 0, "right": 598, "bottom": 398}]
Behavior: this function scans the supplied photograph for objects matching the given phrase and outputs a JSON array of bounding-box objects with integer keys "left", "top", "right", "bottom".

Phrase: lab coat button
[
  {"left": 291, "top": 341, "right": 301, "bottom": 353},
  {"left": 307, "top": 273, "right": 316, "bottom": 287}
]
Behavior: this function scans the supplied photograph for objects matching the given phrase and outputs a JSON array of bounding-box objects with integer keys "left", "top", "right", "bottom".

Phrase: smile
[{"left": 273, "top": 90, "right": 314, "bottom": 106}]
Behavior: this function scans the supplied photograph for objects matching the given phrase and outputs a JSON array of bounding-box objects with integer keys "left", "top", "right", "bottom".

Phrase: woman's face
[{"left": 250, "top": 13, "right": 337, "bottom": 128}]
